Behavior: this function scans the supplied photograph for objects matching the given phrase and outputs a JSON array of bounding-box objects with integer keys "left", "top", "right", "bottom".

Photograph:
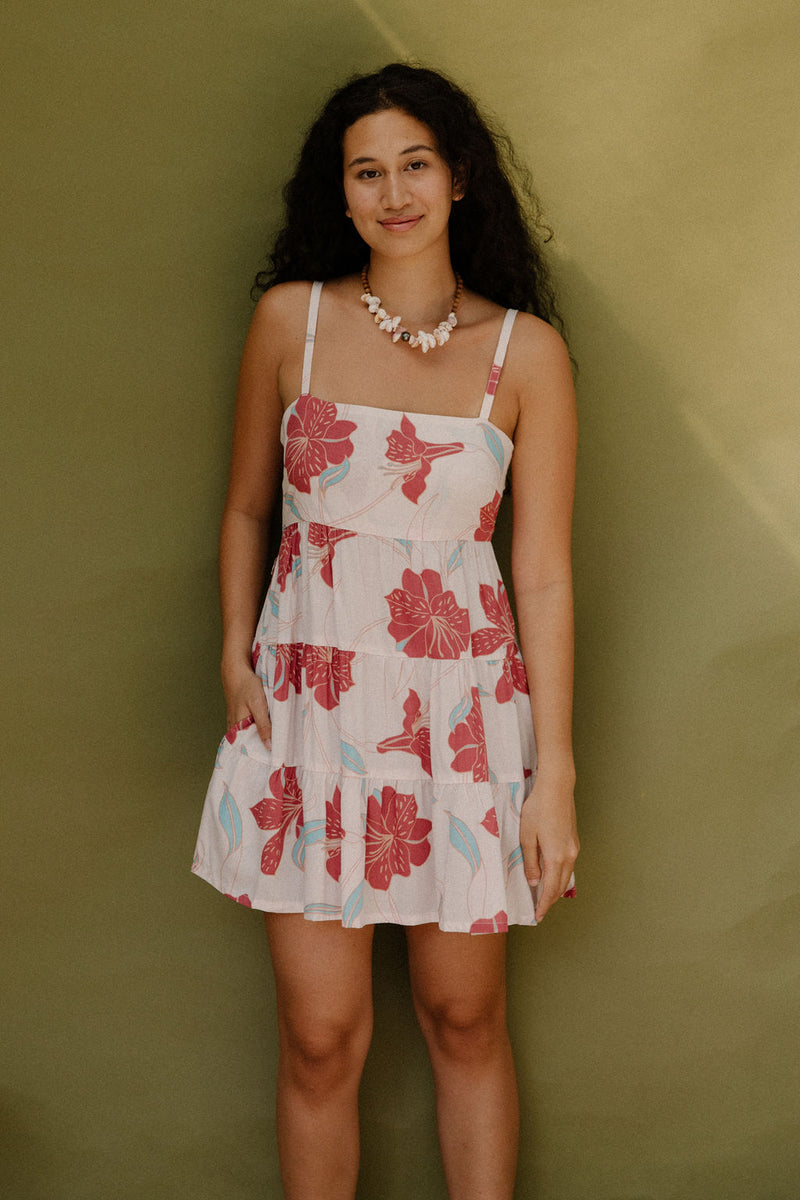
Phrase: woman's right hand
[{"left": 222, "top": 660, "right": 272, "bottom": 748}]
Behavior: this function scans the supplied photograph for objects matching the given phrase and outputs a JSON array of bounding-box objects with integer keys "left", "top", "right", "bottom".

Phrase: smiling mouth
[{"left": 380, "top": 216, "right": 423, "bottom": 230}]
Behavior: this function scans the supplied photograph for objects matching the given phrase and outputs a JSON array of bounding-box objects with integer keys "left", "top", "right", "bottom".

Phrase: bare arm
[
  {"left": 509, "top": 318, "right": 579, "bottom": 919},
  {"left": 219, "top": 286, "right": 300, "bottom": 743}
]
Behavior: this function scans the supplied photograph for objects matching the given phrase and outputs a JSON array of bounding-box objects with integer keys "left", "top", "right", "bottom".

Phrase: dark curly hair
[{"left": 254, "top": 63, "right": 564, "bottom": 332}]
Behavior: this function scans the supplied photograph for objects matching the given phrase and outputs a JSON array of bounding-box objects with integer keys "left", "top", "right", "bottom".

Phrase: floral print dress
[{"left": 191, "top": 281, "right": 575, "bottom": 932}]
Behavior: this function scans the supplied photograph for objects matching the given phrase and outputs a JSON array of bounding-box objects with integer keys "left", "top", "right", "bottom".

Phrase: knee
[
  {"left": 414, "top": 994, "right": 508, "bottom": 1065},
  {"left": 281, "top": 1009, "right": 373, "bottom": 1097}
]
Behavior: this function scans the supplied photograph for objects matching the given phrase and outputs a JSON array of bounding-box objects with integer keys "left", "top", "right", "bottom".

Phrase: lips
[{"left": 380, "top": 216, "right": 423, "bottom": 231}]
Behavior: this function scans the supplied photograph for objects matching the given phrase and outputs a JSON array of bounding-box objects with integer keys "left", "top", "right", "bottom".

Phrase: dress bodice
[{"left": 280, "top": 394, "right": 514, "bottom": 542}]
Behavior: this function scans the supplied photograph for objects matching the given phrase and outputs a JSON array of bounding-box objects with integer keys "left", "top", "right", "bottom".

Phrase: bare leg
[
  {"left": 265, "top": 913, "right": 374, "bottom": 1200},
  {"left": 406, "top": 924, "right": 518, "bottom": 1200}
]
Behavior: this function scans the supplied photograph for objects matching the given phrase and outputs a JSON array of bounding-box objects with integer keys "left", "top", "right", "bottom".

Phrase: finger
[
  {"left": 521, "top": 842, "right": 542, "bottom": 888},
  {"left": 534, "top": 866, "right": 564, "bottom": 923},
  {"left": 250, "top": 689, "right": 272, "bottom": 747},
  {"left": 521, "top": 843, "right": 548, "bottom": 919}
]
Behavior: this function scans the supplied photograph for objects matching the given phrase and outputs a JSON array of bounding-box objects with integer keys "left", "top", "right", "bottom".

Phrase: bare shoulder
[
  {"left": 509, "top": 311, "right": 571, "bottom": 375},
  {"left": 250, "top": 280, "right": 314, "bottom": 338},
  {"left": 239, "top": 282, "right": 317, "bottom": 387},
  {"left": 504, "top": 312, "right": 574, "bottom": 416}
]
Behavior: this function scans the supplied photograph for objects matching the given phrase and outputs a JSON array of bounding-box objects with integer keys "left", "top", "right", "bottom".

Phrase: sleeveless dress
[{"left": 191, "top": 281, "right": 575, "bottom": 932}]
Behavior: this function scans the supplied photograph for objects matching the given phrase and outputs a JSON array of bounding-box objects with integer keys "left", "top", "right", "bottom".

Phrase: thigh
[
  {"left": 405, "top": 923, "right": 508, "bottom": 1021},
  {"left": 265, "top": 913, "right": 375, "bottom": 1039}
]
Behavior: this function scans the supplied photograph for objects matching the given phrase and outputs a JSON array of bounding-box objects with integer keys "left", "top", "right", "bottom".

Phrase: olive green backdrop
[{"left": 3, "top": 1, "right": 798, "bottom": 1197}]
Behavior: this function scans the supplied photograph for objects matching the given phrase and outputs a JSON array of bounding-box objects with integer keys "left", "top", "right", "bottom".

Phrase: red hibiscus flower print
[
  {"left": 471, "top": 581, "right": 529, "bottom": 703},
  {"left": 250, "top": 765, "right": 304, "bottom": 875},
  {"left": 273, "top": 643, "right": 303, "bottom": 702},
  {"left": 276, "top": 523, "right": 301, "bottom": 591},
  {"left": 365, "top": 785, "right": 432, "bottom": 891},
  {"left": 285, "top": 395, "right": 356, "bottom": 493},
  {"left": 385, "top": 415, "right": 464, "bottom": 503},
  {"left": 224, "top": 892, "right": 253, "bottom": 908},
  {"left": 304, "top": 645, "right": 355, "bottom": 710},
  {"left": 376, "top": 688, "right": 432, "bottom": 776},
  {"left": 480, "top": 807, "right": 499, "bottom": 837},
  {"left": 308, "top": 522, "right": 357, "bottom": 587},
  {"left": 469, "top": 911, "right": 509, "bottom": 934},
  {"left": 474, "top": 491, "right": 502, "bottom": 541},
  {"left": 448, "top": 687, "right": 489, "bottom": 782},
  {"left": 325, "top": 785, "right": 343, "bottom": 881},
  {"left": 271, "top": 643, "right": 355, "bottom": 709},
  {"left": 386, "top": 568, "right": 470, "bottom": 659},
  {"left": 494, "top": 652, "right": 528, "bottom": 703}
]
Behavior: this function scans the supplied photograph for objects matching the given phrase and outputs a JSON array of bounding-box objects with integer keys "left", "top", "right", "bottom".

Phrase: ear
[
  {"left": 451, "top": 159, "right": 468, "bottom": 202},
  {"left": 345, "top": 208, "right": 352, "bottom": 218}
]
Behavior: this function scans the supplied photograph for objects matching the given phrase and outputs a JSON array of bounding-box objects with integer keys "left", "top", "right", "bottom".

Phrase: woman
[{"left": 192, "top": 63, "right": 579, "bottom": 1199}]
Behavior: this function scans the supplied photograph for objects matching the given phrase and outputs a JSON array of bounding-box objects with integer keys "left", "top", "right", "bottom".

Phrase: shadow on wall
[{"left": 497, "top": 258, "right": 799, "bottom": 1200}]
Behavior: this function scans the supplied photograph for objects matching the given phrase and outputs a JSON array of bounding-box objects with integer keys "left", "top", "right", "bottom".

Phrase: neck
[{"left": 364, "top": 250, "right": 459, "bottom": 328}]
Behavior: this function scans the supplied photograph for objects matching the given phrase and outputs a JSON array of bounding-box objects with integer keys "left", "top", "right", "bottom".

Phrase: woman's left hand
[{"left": 519, "top": 769, "right": 579, "bottom": 922}]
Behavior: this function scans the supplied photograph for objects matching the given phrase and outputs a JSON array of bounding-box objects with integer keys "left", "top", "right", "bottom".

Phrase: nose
[{"left": 381, "top": 171, "right": 412, "bottom": 211}]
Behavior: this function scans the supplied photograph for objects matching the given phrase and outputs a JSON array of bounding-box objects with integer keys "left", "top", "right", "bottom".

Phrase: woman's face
[{"left": 342, "top": 108, "right": 462, "bottom": 260}]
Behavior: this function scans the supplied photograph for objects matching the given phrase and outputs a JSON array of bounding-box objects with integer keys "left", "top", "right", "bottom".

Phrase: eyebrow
[{"left": 346, "top": 144, "right": 436, "bottom": 168}]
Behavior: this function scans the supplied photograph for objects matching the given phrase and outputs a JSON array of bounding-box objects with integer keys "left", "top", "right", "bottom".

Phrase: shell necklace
[{"left": 360, "top": 266, "right": 463, "bottom": 353}]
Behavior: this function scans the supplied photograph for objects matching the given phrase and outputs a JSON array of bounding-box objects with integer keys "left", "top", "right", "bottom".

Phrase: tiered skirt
[{"left": 191, "top": 519, "right": 549, "bottom": 932}]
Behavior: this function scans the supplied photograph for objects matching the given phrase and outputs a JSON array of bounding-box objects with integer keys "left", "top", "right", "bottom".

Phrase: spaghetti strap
[
  {"left": 478, "top": 308, "right": 518, "bottom": 423},
  {"left": 301, "top": 281, "right": 323, "bottom": 396}
]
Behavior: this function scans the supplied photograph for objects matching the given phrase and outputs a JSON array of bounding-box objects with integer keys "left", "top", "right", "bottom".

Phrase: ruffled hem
[{"left": 189, "top": 868, "right": 529, "bottom": 935}]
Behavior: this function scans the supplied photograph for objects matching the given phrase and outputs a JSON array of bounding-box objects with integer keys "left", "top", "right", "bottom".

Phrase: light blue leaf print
[
  {"left": 340, "top": 740, "right": 367, "bottom": 774},
  {"left": 509, "top": 781, "right": 522, "bottom": 815},
  {"left": 319, "top": 458, "right": 350, "bottom": 491},
  {"left": 219, "top": 786, "right": 242, "bottom": 853},
  {"left": 292, "top": 819, "right": 326, "bottom": 869},
  {"left": 268, "top": 587, "right": 280, "bottom": 617},
  {"left": 482, "top": 424, "right": 505, "bottom": 470},
  {"left": 395, "top": 538, "right": 412, "bottom": 554},
  {"left": 448, "top": 694, "right": 471, "bottom": 732},
  {"left": 343, "top": 881, "right": 365, "bottom": 927},
  {"left": 447, "top": 812, "right": 481, "bottom": 875},
  {"left": 304, "top": 903, "right": 342, "bottom": 918},
  {"left": 506, "top": 845, "right": 524, "bottom": 874},
  {"left": 446, "top": 545, "right": 463, "bottom": 573},
  {"left": 284, "top": 493, "right": 301, "bottom": 520}
]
